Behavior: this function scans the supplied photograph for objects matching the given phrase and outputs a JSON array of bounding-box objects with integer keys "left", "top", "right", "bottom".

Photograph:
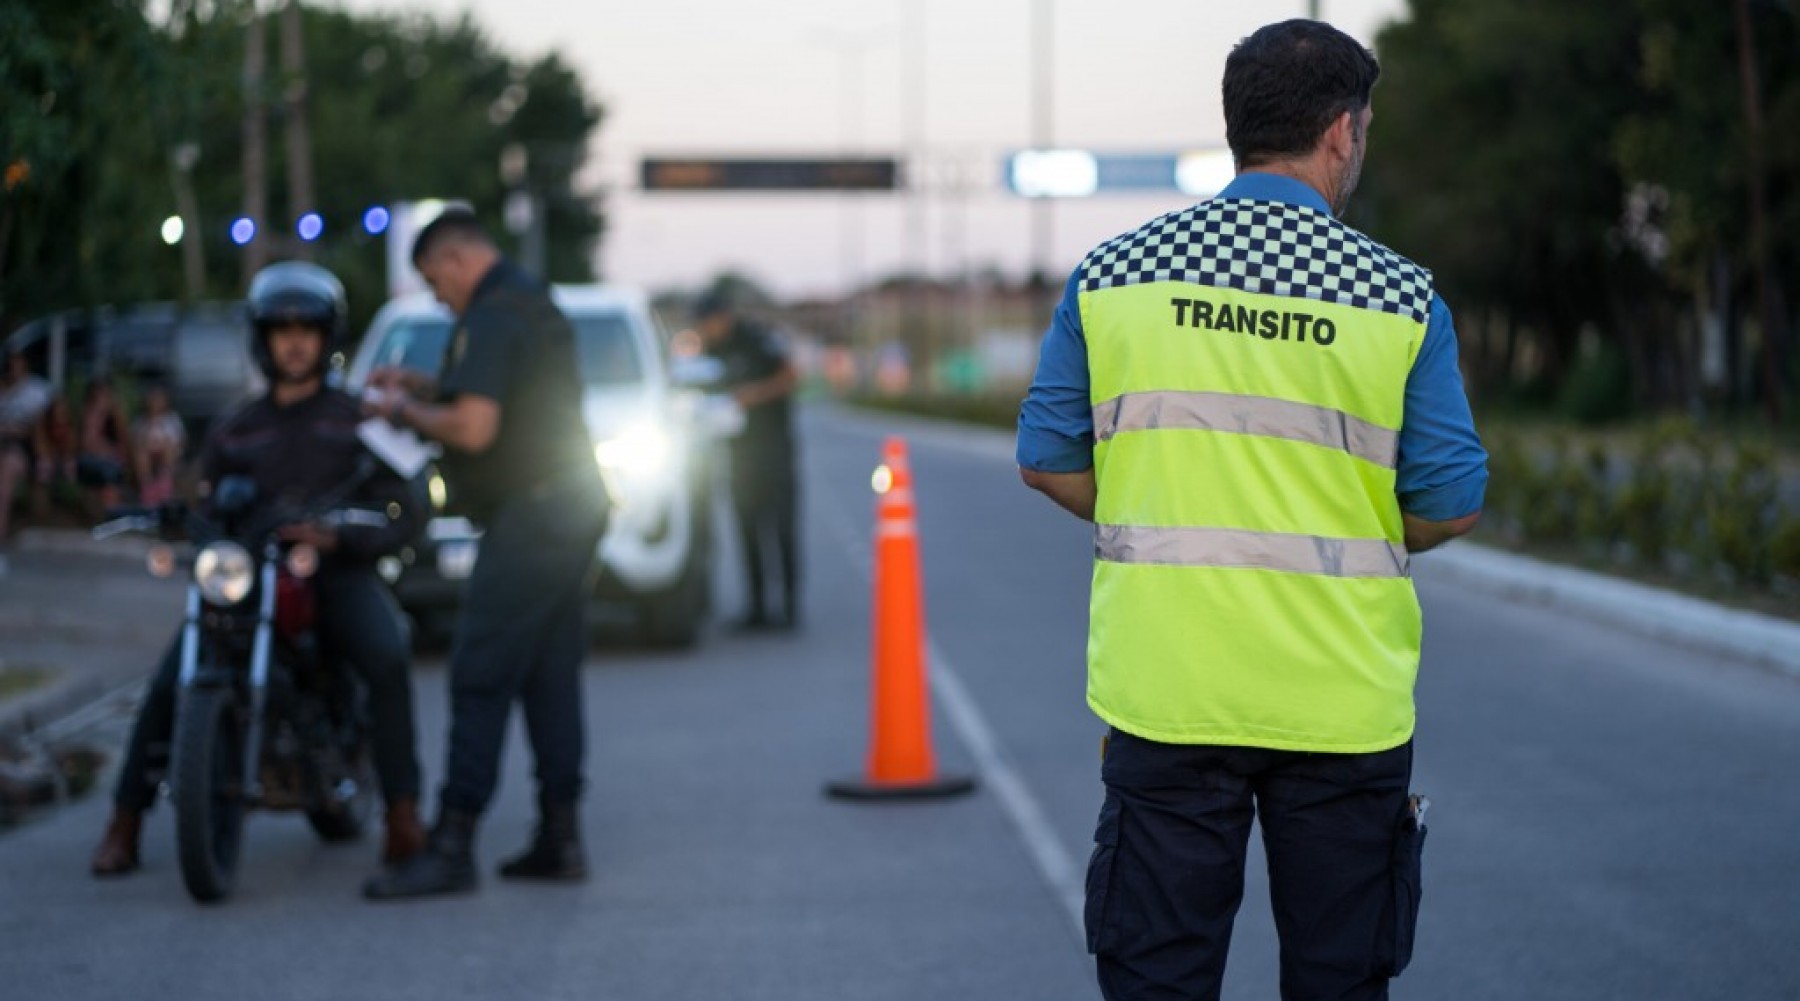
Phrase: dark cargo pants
[
  {"left": 1087, "top": 729, "right": 1421, "bottom": 1001},
  {"left": 438, "top": 477, "right": 606, "bottom": 815}
]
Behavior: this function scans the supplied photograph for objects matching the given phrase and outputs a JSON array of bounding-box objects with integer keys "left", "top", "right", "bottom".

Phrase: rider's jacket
[{"left": 201, "top": 387, "right": 420, "bottom": 570}]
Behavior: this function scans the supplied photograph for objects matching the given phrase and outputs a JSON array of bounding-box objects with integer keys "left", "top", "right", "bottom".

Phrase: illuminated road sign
[{"left": 641, "top": 157, "right": 901, "bottom": 192}]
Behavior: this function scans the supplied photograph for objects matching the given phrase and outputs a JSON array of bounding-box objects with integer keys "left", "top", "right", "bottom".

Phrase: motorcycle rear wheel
[{"left": 172, "top": 687, "right": 246, "bottom": 903}]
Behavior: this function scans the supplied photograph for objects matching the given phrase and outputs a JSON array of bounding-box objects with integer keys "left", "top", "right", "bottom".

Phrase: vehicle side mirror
[{"left": 213, "top": 475, "right": 259, "bottom": 519}]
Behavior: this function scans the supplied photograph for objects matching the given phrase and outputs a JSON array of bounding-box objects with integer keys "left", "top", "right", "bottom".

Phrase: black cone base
[{"left": 825, "top": 773, "right": 978, "bottom": 801}]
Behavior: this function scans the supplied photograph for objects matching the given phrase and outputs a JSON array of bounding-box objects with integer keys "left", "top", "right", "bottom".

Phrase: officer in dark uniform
[
  {"left": 361, "top": 209, "right": 607, "bottom": 900},
  {"left": 90, "top": 262, "right": 426, "bottom": 877},
  {"left": 692, "top": 291, "right": 800, "bottom": 631}
]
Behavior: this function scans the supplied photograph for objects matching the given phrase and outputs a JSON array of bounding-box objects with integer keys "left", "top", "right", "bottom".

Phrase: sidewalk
[{"left": 0, "top": 529, "right": 183, "bottom": 739}]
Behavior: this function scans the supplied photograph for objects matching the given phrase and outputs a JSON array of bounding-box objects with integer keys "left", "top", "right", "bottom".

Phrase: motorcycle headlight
[
  {"left": 595, "top": 424, "right": 673, "bottom": 490},
  {"left": 194, "top": 541, "right": 255, "bottom": 606}
]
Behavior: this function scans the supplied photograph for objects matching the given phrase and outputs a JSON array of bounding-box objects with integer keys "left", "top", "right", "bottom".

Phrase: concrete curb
[
  {"left": 1417, "top": 543, "right": 1800, "bottom": 678},
  {"left": 13, "top": 527, "right": 155, "bottom": 562}
]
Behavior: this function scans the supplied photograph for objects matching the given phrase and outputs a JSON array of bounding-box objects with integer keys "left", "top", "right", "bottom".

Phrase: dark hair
[
  {"left": 411, "top": 207, "right": 494, "bottom": 264},
  {"left": 690, "top": 288, "right": 735, "bottom": 321},
  {"left": 1223, "top": 20, "right": 1380, "bottom": 168}
]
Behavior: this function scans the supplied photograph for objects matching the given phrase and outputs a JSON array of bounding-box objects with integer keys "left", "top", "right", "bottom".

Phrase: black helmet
[{"left": 246, "top": 261, "right": 347, "bottom": 379}]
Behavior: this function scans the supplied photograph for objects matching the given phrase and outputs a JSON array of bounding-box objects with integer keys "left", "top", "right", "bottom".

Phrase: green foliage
[
  {"left": 1773, "top": 513, "right": 1800, "bottom": 583},
  {"left": 1556, "top": 341, "right": 1634, "bottom": 425},
  {"left": 0, "top": 1, "right": 606, "bottom": 337},
  {"left": 1362, "top": 0, "right": 1799, "bottom": 417},
  {"left": 1483, "top": 416, "right": 1797, "bottom": 598},
  {"left": 1710, "top": 442, "right": 1779, "bottom": 585}
]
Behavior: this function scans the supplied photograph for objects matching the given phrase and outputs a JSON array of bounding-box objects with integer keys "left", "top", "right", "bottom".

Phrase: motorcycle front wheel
[{"left": 172, "top": 687, "right": 247, "bottom": 903}]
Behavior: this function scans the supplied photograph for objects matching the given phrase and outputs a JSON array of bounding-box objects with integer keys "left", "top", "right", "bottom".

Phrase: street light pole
[
  {"left": 1029, "top": 0, "right": 1055, "bottom": 322},
  {"left": 280, "top": 0, "right": 315, "bottom": 262},
  {"left": 241, "top": 1, "right": 268, "bottom": 281},
  {"left": 809, "top": 29, "right": 886, "bottom": 319},
  {"left": 170, "top": 143, "right": 206, "bottom": 301},
  {"left": 901, "top": 0, "right": 929, "bottom": 381}
]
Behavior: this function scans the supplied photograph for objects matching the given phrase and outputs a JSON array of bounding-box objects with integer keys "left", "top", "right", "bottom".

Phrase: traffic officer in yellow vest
[{"left": 1017, "top": 20, "right": 1487, "bottom": 1001}]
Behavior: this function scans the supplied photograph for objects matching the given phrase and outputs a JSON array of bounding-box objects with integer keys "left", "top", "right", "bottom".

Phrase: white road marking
[{"left": 817, "top": 484, "right": 1089, "bottom": 948}]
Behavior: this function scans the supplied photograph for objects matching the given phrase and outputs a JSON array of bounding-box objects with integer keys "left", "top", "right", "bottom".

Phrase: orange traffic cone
[{"left": 826, "top": 436, "right": 976, "bottom": 801}]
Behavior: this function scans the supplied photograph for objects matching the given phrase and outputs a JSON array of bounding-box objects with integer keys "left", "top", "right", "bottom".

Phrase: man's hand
[
  {"left": 279, "top": 521, "right": 340, "bottom": 553},
  {"left": 361, "top": 387, "right": 415, "bottom": 425},
  {"left": 366, "top": 366, "right": 436, "bottom": 398},
  {"left": 1020, "top": 467, "right": 1098, "bottom": 522},
  {"left": 1402, "top": 511, "right": 1481, "bottom": 553},
  {"left": 733, "top": 363, "right": 798, "bottom": 408}
]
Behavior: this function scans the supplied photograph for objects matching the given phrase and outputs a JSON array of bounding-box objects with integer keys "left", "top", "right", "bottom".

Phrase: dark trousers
[
  {"left": 728, "top": 445, "right": 798, "bottom": 623},
  {"left": 1088, "top": 729, "right": 1415, "bottom": 1001},
  {"left": 439, "top": 479, "right": 605, "bottom": 816},
  {"left": 114, "top": 568, "right": 421, "bottom": 812}
]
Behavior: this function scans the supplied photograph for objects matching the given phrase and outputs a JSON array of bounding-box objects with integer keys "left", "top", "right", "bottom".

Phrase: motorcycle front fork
[{"left": 175, "top": 556, "right": 279, "bottom": 805}]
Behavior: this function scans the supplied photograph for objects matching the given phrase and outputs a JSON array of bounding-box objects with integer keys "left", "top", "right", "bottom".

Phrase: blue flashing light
[
  {"left": 230, "top": 217, "right": 257, "bottom": 246},
  {"left": 297, "top": 212, "right": 324, "bottom": 242},
  {"left": 362, "top": 206, "right": 391, "bottom": 235}
]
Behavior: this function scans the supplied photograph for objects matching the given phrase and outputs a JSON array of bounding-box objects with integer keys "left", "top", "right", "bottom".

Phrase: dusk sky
[{"left": 327, "top": 0, "right": 1408, "bottom": 298}]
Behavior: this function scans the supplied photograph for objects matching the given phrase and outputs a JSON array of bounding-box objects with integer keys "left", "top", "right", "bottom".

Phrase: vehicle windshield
[
  {"left": 365, "top": 318, "right": 454, "bottom": 374},
  {"left": 366, "top": 313, "right": 642, "bottom": 386}
]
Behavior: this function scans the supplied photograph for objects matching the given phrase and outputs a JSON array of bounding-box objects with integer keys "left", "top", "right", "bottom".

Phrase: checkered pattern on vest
[{"left": 1079, "top": 197, "right": 1433, "bottom": 324}]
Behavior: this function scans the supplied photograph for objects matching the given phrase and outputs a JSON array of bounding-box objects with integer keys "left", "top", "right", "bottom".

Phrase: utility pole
[
  {"left": 170, "top": 143, "right": 206, "bottom": 301},
  {"left": 241, "top": 1, "right": 268, "bottom": 281},
  {"left": 1733, "top": 0, "right": 1784, "bottom": 423},
  {"left": 1029, "top": 0, "right": 1055, "bottom": 324},
  {"left": 280, "top": 0, "right": 315, "bottom": 261},
  {"left": 901, "top": 0, "right": 929, "bottom": 381}
]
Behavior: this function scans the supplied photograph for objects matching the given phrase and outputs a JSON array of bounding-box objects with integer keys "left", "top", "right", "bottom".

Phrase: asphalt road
[{"left": 3, "top": 404, "right": 1798, "bottom": 1001}]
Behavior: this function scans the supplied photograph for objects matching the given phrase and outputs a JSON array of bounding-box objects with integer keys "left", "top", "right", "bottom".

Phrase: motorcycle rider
[{"left": 90, "top": 262, "right": 428, "bottom": 877}]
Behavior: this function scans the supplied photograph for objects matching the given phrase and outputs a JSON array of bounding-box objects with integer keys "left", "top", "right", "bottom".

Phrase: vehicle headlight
[
  {"left": 595, "top": 424, "right": 673, "bottom": 489},
  {"left": 194, "top": 541, "right": 255, "bottom": 606}
]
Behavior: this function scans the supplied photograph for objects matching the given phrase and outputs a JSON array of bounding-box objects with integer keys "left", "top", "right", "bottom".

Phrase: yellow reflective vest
[{"left": 1081, "top": 196, "right": 1431, "bottom": 753}]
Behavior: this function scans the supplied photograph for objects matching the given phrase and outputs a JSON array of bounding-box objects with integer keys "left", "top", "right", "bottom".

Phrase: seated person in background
[
  {"left": 132, "top": 384, "right": 185, "bottom": 507},
  {"left": 31, "top": 396, "right": 79, "bottom": 519},
  {"left": 0, "top": 350, "right": 53, "bottom": 545},
  {"left": 77, "top": 379, "right": 131, "bottom": 517}
]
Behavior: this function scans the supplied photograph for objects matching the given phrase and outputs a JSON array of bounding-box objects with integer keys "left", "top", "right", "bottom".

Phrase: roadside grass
[{"left": 0, "top": 665, "right": 55, "bottom": 703}]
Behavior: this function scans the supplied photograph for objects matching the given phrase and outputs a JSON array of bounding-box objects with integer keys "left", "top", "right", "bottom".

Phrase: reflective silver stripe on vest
[
  {"left": 1093, "top": 390, "right": 1400, "bottom": 469},
  {"left": 1094, "top": 523, "right": 1410, "bottom": 578}
]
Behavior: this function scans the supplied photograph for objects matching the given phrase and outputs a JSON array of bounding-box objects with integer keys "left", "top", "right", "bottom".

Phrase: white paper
[{"left": 357, "top": 418, "right": 434, "bottom": 479}]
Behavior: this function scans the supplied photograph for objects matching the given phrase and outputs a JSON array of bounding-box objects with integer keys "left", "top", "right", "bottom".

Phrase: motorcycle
[{"left": 94, "top": 463, "right": 390, "bottom": 903}]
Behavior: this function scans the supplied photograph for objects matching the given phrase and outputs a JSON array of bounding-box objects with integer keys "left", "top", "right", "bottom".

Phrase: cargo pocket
[
  {"left": 1381, "top": 795, "right": 1428, "bottom": 977},
  {"left": 1084, "top": 795, "right": 1123, "bottom": 956}
]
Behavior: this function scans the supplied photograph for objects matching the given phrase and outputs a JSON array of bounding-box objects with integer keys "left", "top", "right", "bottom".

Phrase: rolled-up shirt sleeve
[
  {"left": 1016, "top": 273, "right": 1095, "bottom": 473},
  {"left": 1396, "top": 295, "right": 1488, "bottom": 521}
]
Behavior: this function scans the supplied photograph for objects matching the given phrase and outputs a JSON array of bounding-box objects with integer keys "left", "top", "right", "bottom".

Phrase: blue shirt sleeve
[
  {"left": 1396, "top": 295, "right": 1488, "bottom": 520},
  {"left": 1016, "top": 273, "right": 1095, "bottom": 473}
]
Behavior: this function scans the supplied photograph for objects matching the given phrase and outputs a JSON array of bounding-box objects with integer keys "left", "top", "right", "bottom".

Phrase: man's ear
[{"left": 1323, "top": 110, "right": 1356, "bottom": 161}]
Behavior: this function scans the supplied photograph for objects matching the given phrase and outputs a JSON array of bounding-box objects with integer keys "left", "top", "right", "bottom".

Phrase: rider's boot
[
  {"left": 382, "top": 797, "right": 427, "bottom": 865},
  {"left": 362, "top": 808, "right": 478, "bottom": 900},
  {"left": 90, "top": 807, "right": 144, "bottom": 877}
]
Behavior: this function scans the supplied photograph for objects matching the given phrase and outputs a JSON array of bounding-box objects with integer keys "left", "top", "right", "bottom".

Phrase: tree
[
  {"left": 1359, "top": 0, "right": 1797, "bottom": 421},
  {"left": 0, "top": 1, "right": 607, "bottom": 340}
]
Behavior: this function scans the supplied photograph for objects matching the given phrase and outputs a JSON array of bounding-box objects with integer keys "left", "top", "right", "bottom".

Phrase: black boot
[
  {"left": 497, "top": 800, "right": 587, "bottom": 882},
  {"left": 362, "top": 809, "right": 479, "bottom": 900}
]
